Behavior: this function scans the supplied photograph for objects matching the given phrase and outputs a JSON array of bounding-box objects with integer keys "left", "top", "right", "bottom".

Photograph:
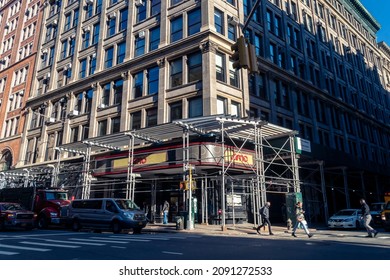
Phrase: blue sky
[{"left": 360, "top": 0, "right": 390, "bottom": 43}]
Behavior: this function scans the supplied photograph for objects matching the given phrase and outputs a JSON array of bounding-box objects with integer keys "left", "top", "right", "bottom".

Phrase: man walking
[
  {"left": 360, "top": 198, "right": 378, "bottom": 237},
  {"left": 162, "top": 200, "right": 170, "bottom": 225},
  {"left": 256, "top": 202, "right": 274, "bottom": 235}
]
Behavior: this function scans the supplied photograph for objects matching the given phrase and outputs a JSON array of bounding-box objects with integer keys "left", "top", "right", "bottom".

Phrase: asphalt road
[{"left": 0, "top": 227, "right": 389, "bottom": 260}]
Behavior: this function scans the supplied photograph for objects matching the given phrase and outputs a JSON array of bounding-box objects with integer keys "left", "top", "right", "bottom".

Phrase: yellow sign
[
  {"left": 224, "top": 150, "right": 254, "bottom": 165},
  {"left": 113, "top": 152, "right": 167, "bottom": 168}
]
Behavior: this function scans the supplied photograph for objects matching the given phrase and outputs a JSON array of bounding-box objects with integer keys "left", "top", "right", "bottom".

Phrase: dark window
[
  {"left": 188, "top": 8, "right": 201, "bottom": 36},
  {"left": 150, "top": 0, "right": 161, "bottom": 17},
  {"left": 216, "top": 52, "right": 225, "bottom": 82},
  {"left": 147, "top": 66, "right": 159, "bottom": 95},
  {"left": 119, "top": 9, "right": 128, "bottom": 32},
  {"left": 170, "top": 58, "right": 182, "bottom": 87},
  {"left": 133, "top": 71, "right": 143, "bottom": 98},
  {"left": 82, "top": 31, "right": 90, "bottom": 49},
  {"left": 105, "top": 47, "right": 114, "bottom": 68},
  {"left": 149, "top": 26, "right": 160, "bottom": 51},
  {"left": 102, "top": 83, "right": 110, "bottom": 106},
  {"left": 92, "top": 23, "right": 100, "bottom": 45},
  {"left": 187, "top": 52, "right": 202, "bottom": 82},
  {"left": 79, "top": 59, "right": 87, "bottom": 78},
  {"left": 188, "top": 97, "right": 203, "bottom": 118},
  {"left": 136, "top": 2, "right": 146, "bottom": 22},
  {"left": 146, "top": 107, "right": 157, "bottom": 127},
  {"left": 130, "top": 111, "right": 142, "bottom": 130},
  {"left": 214, "top": 9, "right": 223, "bottom": 34},
  {"left": 113, "top": 79, "right": 123, "bottom": 105},
  {"left": 171, "top": 16, "right": 183, "bottom": 42},
  {"left": 170, "top": 102, "right": 182, "bottom": 121},
  {"left": 107, "top": 18, "right": 116, "bottom": 37},
  {"left": 111, "top": 117, "right": 121, "bottom": 133},
  {"left": 98, "top": 120, "right": 108, "bottom": 136},
  {"left": 117, "top": 41, "right": 126, "bottom": 64},
  {"left": 228, "top": 23, "right": 236, "bottom": 41},
  {"left": 89, "top": 56, "right": 96, "bottom": 75},
  {"left": 135, "top": 37, "right": 145, "bottom": 57}
]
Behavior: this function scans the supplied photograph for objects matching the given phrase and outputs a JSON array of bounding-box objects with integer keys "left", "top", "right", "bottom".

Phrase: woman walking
[{"left": 292, "top": 202, "right": 313, "bottom": 238}]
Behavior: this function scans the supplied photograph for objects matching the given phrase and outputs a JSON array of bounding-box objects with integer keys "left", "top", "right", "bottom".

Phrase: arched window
[{"left": 0, "top": 150, "right": 13, "bottom": 171}]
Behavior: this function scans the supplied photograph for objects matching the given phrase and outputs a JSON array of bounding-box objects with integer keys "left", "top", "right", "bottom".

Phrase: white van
[{"left": 68, "top": 198, "right": 147, "bottom": 233}]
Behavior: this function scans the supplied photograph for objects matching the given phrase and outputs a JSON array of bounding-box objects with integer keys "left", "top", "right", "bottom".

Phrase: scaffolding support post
[
  {"left": 319, "top": 161, "right": 329, "bottom": 222},
  {"left": 342, "top": 167, "right": 351, "bottom": 208},
  {"left": 220, "top": 120, "right": 227, "bottom": 231},
  {"left": 290, "top": 136, "right": 300, "bottom": 193},
  {"left": 126, "top": 134, "right": 135, "bottom": 200},
  {"left": 81, "top": 145, "right": 92, "bottom": 199}
]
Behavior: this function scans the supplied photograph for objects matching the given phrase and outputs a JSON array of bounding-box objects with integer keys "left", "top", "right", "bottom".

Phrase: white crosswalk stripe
[
  {"left": 0, "top": 250, "right": 20, "bottom": 256},
  {"left": 42, "top": 239, "right": 106, "bottom": 246},
  {"left": 69, "top": 238, "right": 130, "bottom": 244},
  {"left": 0, "top": 244, "right": 51, "bottom": 252},
  {"left": 20, "top": 241, "right": 80, "bottom": 248}
]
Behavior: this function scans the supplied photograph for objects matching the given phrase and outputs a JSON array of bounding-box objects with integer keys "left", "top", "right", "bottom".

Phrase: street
[{"left": 0, "top": 227, "right": 389, "bottom": 260}]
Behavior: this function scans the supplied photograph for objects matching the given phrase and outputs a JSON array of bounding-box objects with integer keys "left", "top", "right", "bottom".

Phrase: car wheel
[
  {"left": 72, "top": 219, "right": 81, "bottom": 232},
  {"left": 37, "top": 215, "right": 48, "bottom": 229},
  {"left": 133, "top": 227, "right": 142, "bottom": 234},
  {"left": 112, "top": 221, "right": 121, "bottom": 234}
]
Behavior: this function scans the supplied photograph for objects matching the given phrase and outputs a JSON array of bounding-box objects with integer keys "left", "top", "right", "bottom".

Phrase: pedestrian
[
  {"left": 162, "top": 200, "right": 170, "bottom": 224},
  {"left": 292, "top": 201, "right": 313, "bottom": 238},
  {"left": 360, "top": 198, "right": 378, "bottom": 238},
  {"left": 256, "top": 202, "right": 274, "bottom": 235}
]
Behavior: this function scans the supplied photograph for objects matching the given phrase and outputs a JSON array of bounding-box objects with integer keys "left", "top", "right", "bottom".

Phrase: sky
[{"left": 360, "top": 0, "right": 390, "bottom": 43}]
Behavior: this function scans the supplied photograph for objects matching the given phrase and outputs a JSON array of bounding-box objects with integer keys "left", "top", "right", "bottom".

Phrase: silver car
[{"left": 68, "top": 198, "right": 147, "bottom": 233}]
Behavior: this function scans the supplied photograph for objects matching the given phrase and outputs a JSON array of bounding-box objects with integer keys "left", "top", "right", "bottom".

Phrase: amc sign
[{"left": 225, "top": 151, "right": 254, "bottom": 165}]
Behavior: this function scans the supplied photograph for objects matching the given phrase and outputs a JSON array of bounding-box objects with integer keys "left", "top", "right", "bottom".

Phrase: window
[
  {"left": 171, "top": 16, "right": 183, "bottom": 42},
  {"left": 64, "top": 13, "right": 71, "bottom": 31},
  {"left": 228, "top": 23, "right": 236, "bottom": 41},
  {"left": 89, "top": 56, "right": 96, "bottom": 75},
  {"left": 217, "top": 97, "right": 227, "bottom": 114},
  {"left": 136, "top": 1, "right": 146, "bottom": 23},
  {"left": 146, "top": 107, "right": 158, "bottom": 127},
  {"left": 98, "top": 120, "right": 108, "bottom": 136},
  {"left": 111, "top": 117, "right": 121, "bottom": 134},
  {"left": 61, "top": 40, "right": 68, "bottom": 59},
  {"left": 229, "top": 60, "right": 239, "bottom": 87},
  {"left": 130, "top": 111, "right": 141, "bottom": 130},
  {"left": 71, "top": 126, "right": 79, "bottom": 142},
  {"left": 147, "top": 66, "right": 159, "bottom": 95},
  {"left": 135, "top": 36, "right": 145, "bottom": 57},
  {"left": 119, "top": 9, "right": 128, "bottom": 32},
  {"left": 113, "top": 79, "right": 123, "bottom": 105},
  {"left": 96, "top": 0, "right": 102, "bottom": 14},
  {"left": 102, "top": 83, "right": 110, "bottom": 106},
  {"left": 105, "top": 46, "right": 114, "bottom": 68},
  {"left": 216, "top": 53, "right": 225, "bottom": 82},
  {"left": 92, "top": 23, "right": 100, "bottom": 45},
  {"left": 188, "top": 8, "right": 201, "bottom": 36},
  {"left": 170, "top": 102, "right": 182, "bottom": 121},
  {"left": 69, "top": 38, "right": 75, "bottom": 56},
  {"left": 214, "top": 9, "right": 223, "bottom": 34},
  {"left": 151, "top": 0, "right": 161, "bottom": 17},
  {"left": 231, "top": 101, "right": 240, "bottom": 117},
  {"left": 133, "top": 71, "right": 143, "bottom": 98},
  {"left": 149, "top": 26, "right": 160, "bottom": 51},
  {"left": 187, "top": 52, "right": 202, "bottom": 82},
  {"left": 188, "top": 97, "right": 202, "bottom": 118},
  {"left": 170, "top": 58, "right": 182, "bottom": 87},
  {"left": 73, "top": 9, "right": 79, "bottom": 27},
  {"left": 107, "top": 17, "right": 116, "bottom": 37},
  {"left": 82, "top": 30, "right": 90, "bottom": 49},
  {"left": 117, "top": 41, "right": 126, "bottom": 64},
  {"left": 79, "top": 59, "right": 87, "bottom": 78}
]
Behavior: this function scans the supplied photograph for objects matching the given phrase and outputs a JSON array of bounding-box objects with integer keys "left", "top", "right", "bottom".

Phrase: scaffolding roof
[{"left": 59, "top": 115, "right": 297, "bottom": 153}]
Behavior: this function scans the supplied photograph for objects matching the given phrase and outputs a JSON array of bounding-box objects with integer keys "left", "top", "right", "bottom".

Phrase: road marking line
[
  {"left": 70, "top": 238, "right": 129, "bottom": 244},
  {"left": 14, "top": 232, "right": 87, "bottom": 238},
  {"left": 20, "top": 241, "right": 80, "bottom": 248},
  {"left": 111, "top": 246, "right": 126, "bottom": 249},
  {"left": 43, "top": 239, "right": 106, "bottom": 246},
  {"left": 0, "top": 244, "right": 51, "bottom": 252},
  {"left": 108, "top": 235, "right": 168, "bottom": 241},
  {"left": 0, "top": 250, "right": 20, "bottom": 256},
  {"left": 378, "top": 236, "right": 390, "bottom": 239},
  {"left": 162, "top": 251, "right": 183, "bottom": 255}
]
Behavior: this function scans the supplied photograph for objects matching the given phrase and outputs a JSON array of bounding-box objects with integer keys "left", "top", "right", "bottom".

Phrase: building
[
  {"left": 0, "top": 0, "right": 43, "bottom": 171},
  {"left": 0, "top": 0, "right": 388, "bottom": 224}
]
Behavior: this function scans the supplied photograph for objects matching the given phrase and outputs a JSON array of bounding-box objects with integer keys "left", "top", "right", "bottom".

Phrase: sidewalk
[{"left": 143, "top": 222, "right": 304, "bottom": 236}]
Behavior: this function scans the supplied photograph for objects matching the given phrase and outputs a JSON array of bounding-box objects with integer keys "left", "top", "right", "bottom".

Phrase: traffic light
[
  {"left": 247, "top": 43, "right": 259, "bottom": 73},
  {"left": 231, "top": 36, "right": 250, "bottom": 70}
]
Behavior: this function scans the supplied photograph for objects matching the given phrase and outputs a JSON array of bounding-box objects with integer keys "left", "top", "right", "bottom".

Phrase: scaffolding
[{"left": 56, "top": 115, "right": 300, "bottom": 230}]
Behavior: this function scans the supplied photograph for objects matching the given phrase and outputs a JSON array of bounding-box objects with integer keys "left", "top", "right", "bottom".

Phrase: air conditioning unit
[
  {"left": 108, "top": 12, "right": 117, "bottom": 19},
  {"left": 46, "top": 117, "right": 56, "bottom": 124},
  {"left": 82, "top": 26, "right": 91, "bottom": 33},
  {"left": 19, "top": 90, "right": 24, "bottom": 96},
  {"left": 317, "top": 20, "right": 323, "bottom": 26},
  {"left": 70, "top": 33, "right": 76, "bottom": 39},
  {"left": 68, "top": 110, "right": 79, "bottom": 117},
  {"left": 25, "top": 9, "right": 30, "bottom": 16},
  {"left": 228, "top": 15, "right": 239, "bottom": 26},
  {"left": 9, "top": 95, "right": 14, "bottom": 101},
  {"left": 85, "top": 0, "right": 93, "bottom": 5},
  {"left": 135, "top": 0, "right": 144, "bottom": 7},
  {"left": 97, "top": 104, "right": 106, "bottom": 109},
  {"left": 0, "top": 59, "right": 5, "bottom": 65},
  {"left": 4, "top": 22, "right": 9, "bottom": 29},
  {"left": 137, "top": 30, "right": 145, "bottom": 39},
  {"left": 52, "top": 19, "right": 58, "bottom": 26}
]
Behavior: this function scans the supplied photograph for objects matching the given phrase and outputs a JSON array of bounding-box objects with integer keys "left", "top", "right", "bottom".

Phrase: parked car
[
  {"left": 328, "top": 209, "right": 363, "bottom": 229},
  {"left": 370, "top": 202, "right": 386, "bottom": 225},
  {"left": 68, "top": 198, "right": 148, "bottom": 234},
  {"left": 0, "top": 202, "right": 36, "bottom": 230}
]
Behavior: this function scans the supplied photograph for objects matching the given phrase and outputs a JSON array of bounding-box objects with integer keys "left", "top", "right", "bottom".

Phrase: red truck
[{"left": 0, "top": 187, "right": 70, "bottom": 229}]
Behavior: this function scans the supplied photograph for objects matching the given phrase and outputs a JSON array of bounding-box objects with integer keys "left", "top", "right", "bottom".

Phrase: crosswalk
[{"left": 0, "top": 233, "right": 201, "bottom": 257}]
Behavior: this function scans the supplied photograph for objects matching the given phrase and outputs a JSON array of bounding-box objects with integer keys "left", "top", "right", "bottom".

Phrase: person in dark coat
[
  {"left": 256, "top": 202, "right": 274, "bottom": 235},
  {"left": 360, "top": 199, "right": 378, "bottom": 237}
]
